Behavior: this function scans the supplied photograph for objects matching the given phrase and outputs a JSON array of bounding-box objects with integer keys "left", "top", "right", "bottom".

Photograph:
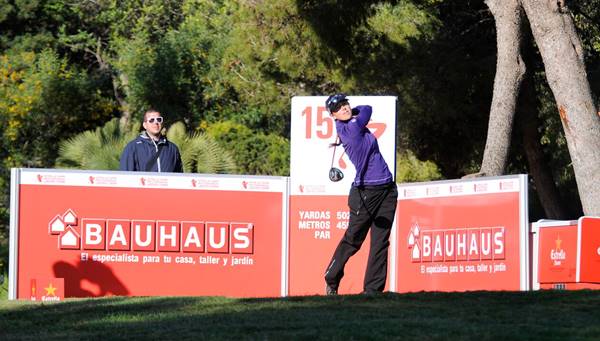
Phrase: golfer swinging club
[{"left": 324, "top": 93, "right": 398, "bottom": 295}]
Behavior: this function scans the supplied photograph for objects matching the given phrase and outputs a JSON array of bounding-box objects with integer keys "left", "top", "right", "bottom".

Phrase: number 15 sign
[{"left": 290, "top": 96, "right": 397, "bottom": 196}]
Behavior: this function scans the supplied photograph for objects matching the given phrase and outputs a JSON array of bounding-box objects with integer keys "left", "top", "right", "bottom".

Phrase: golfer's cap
[{"left": 325, "top": 93, "right": 348, "bottom": 112}]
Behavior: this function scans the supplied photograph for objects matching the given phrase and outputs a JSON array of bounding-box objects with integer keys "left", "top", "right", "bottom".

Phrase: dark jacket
[{"left": 119, "top": 132, "right": 183, "bottom": 173}]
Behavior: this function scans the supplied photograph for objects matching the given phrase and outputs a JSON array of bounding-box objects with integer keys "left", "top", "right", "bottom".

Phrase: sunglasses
[{"left": 146, "top": 117, "right": 163, "bottom": 124}]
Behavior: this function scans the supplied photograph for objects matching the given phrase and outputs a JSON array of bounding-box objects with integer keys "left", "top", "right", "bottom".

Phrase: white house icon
[
  {"left": 407, "top": 222, "right": 420, "bottom": 247},
  {"left": 408, "top": 222, "right": 421, "bottom": 261},
  {"left": 49, "top": 215, "right": 65, "bottom": 235},
  {"left": 59, "top": 227, "right": 80, "bottom": 249},
  {"left": 412, "top": 223, "right": 420, "bottom": 236},
  {"left": 412, "top": 243, "right": 421, "bottom": 260},
  {"left": 408, "top": 232, "right": 415, "bottom": 247},
  {"left": 62, "top": 209, "right": 77, "bottom": 226}
]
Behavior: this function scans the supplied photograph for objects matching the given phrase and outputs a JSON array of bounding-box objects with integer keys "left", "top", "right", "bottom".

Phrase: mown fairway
[{"left": 1, "top": 290, "right": 600, "bottom": 340}]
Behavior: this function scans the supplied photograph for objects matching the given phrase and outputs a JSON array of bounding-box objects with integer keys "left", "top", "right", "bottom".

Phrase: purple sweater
[{"left": 335, "top": 105, "right": 393, "bottom": 186}]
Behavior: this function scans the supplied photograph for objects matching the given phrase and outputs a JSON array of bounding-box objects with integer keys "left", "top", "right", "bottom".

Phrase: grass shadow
[{"left": 2, "top": 290, "right": 600, "bottom": 340}]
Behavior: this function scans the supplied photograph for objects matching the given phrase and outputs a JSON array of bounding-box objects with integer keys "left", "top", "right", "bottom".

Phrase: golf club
[{"left": 329, "top": 136, "right": 344, "bottom": 182}]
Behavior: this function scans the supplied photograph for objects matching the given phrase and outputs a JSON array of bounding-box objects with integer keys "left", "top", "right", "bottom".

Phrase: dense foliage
[{"left": 1, "top": 0, "right": 599, "bottom": 275}]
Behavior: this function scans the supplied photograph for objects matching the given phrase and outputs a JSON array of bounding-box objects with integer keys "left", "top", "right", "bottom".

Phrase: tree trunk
[
  {"left": 521, "top": 0, "right": 600, "bottom": 215},
  {"left": 115, "top": 72, "right": 132, "bottom": 129},
  {"left": 82, "top": 37, "right": 132, "bottom": 129},
  {"left": 479, "top": 0, "right": 526, "bottom": 176},
  {"left": 518, "top": 70, "right": 569, "bottom": 219}
]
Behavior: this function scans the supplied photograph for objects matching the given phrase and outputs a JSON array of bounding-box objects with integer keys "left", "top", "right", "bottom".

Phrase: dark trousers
[{"left": 325, "top": 182, "right": 398, "bottom": 292}]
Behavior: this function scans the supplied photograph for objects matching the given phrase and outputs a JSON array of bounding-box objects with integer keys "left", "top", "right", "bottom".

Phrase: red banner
[
  {"left": 579, "top": 217, "right": 600, "bottom": 283},
  {"left": 395, "top": 176, "right": 529, "bottom": 292},
  {"left": 537, "top": 224, "right": 578, "bottom": 283},
  {"left": 11, "top": 169, "right": 287, "bottom": 299},
  {"left": 288, "top": 195, "right": 374, "bottom": 295}
]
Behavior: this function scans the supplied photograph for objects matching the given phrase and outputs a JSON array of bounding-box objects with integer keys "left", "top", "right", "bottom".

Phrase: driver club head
[{"left": 329, "top": 167, "right": 344, "bottom": 182}]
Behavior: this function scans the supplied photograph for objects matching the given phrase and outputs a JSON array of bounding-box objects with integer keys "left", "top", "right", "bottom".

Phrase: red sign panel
[
  {"left": 579, "top": 217, "right": 600, "bottom": 283},
  {"left": 537, "top": 225, "right": 578, "bottom": 283},
  {"left": 288, "top": 195, "right": 374, "bottom": 295},
  {"left": 396, "top": 176, "right": 528, "bottom": 292},
  {"left": 12, "top": 170, "right": 286, "bottom": 299}
]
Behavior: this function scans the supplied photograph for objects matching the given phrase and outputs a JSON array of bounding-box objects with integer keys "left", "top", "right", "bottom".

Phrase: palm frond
[{"left": 176, "top": 131, "right": 237, "bottom": 174}]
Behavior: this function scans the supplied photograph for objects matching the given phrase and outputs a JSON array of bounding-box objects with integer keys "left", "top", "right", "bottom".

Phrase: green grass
[
  {"left": 1, "top": 290, "right": 600, "bottom": 340},
  {"left": 0, "top": 271, "right": 6, "bottom": 301}
]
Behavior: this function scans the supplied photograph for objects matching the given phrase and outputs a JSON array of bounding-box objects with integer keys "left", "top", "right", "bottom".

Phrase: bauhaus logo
[
  {"left": 48, "top": 209, "right": 254, "bottom": 254},
  {"left": 407, "top": 222, "right": 505, "bottom": 262}
]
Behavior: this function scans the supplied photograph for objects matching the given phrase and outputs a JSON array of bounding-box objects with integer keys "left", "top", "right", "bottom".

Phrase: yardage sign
[
  {"left": 395, "top": 175, "right": 529, "bottom": 292},
  {"left": 9, "top": 169, "right": 289, "bottom": 299},
  {"left": 289, "top": 96, "right": 397, "bottom": 295}
]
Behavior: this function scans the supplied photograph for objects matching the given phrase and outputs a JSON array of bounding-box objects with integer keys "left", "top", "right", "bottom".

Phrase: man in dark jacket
[{"left": 119, "top": 109, "right": 183, "bottom": 173}]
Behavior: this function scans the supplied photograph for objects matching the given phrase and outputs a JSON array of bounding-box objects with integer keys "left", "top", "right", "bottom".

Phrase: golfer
[{"left": 324, "top": 94, "right": 398, "bottom": 295}]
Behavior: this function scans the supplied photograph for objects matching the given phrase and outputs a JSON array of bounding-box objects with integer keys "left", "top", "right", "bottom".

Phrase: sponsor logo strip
[
  {"left": 20, "top": 171, "right": 286, "bottom": 192},
  {"left": 399, "top": 179, "right": 520, "bottom": 199}
]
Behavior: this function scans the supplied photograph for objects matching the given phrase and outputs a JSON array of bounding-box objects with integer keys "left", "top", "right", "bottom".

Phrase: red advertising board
[
  {"left": 395, "top": 175, "right": 529, "bottom": 292},
  {"left": 578, "top": 217, "right": 600, "bottom": 283},
  {"left": 9, "top": 169, "right": 288, "bottom": 299},
  {"left": 533, "top": 216, "right": 600, "bottom": 290},
  {"left": 537, "top": 223, "right": 578, "bottom": 284},
  {"left": 288, "top": 195, "right": 373, "bottom": 295}
]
